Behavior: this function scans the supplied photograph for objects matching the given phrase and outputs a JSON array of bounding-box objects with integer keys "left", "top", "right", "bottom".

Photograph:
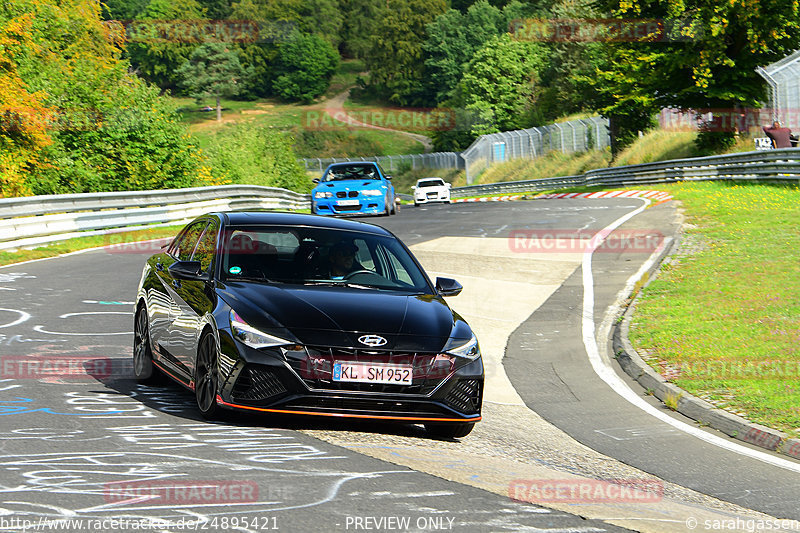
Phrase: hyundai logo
[{"left": 358, "top": 335, "right": 387, "bottom": 347}]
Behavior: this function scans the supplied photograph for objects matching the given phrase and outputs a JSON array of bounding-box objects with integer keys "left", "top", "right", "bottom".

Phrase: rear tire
[
  {"left": 195, "top": 332, "right": 221, "bottom": 419},
  {"left": 424, "top": 422, "right": 475, "bottom": 439}
]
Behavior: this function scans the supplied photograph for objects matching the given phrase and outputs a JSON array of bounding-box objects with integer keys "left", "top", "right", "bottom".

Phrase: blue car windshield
[{"left": 322, "top": 164, "right": 381, "bottom": 182}]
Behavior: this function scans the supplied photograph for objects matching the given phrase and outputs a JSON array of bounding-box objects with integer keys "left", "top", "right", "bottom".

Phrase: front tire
[
  {"left": 195, "top": 332, "right": 221, "bottom": 419},
  {"left": 424, "top": 422, "right": 475, "bottom": 439},
  {"left": 133, "top": 306, "right": 157, "bottom": 382}
]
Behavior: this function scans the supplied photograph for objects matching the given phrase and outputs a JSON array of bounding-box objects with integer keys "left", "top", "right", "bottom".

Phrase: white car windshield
[{"left": 417, "top": 179, "right": 445, "bottom": 188}]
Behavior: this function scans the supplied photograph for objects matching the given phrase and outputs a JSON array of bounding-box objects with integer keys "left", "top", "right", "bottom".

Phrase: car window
[
  {"left": 322, "top": 164, "right": 381, "bottom": 182},
  {"left": 192, "top": 221, "right": 218, "bottom": 273},
  {"left": 220, "top": 225, "right": 431, "bottom": 293},
  {"left": 171, "top": 221, "right": 208, "bottom": 261},
  {"left": 418, "top": 179, "right": 444, "bottom": 188}
]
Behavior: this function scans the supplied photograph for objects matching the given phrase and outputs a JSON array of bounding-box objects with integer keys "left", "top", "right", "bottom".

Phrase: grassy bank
[
  {"left": 0, "top": 226, "right": 185, "bottom": 268},
  {"left": 629, "top": 182, "right": 800, "bottom": 436}
]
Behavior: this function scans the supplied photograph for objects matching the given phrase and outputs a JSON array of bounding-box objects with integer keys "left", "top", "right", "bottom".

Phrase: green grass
[
  {"left": 455, "top": 149, "right": 611, "bottom": 187},
  {"left": 628, "top": 181, "right": 800, "bottom": 436}
]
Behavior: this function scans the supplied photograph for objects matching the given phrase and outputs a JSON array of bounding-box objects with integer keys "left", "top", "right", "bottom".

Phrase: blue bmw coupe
[{"left": 311, "top": 162, "right": 397, "bottom": 216}]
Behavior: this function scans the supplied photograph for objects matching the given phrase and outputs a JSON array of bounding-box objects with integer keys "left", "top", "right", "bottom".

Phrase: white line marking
[
  {"left": 581, "top": 199, "right": 800, "bottom": 473},
  {"left": 0, "top": 309, "right": 31, "bottom": 329}
]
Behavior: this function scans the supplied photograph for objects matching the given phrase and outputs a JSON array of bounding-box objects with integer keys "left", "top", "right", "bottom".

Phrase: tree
[
  {"left": 364, "top": 0, "right": 447, "bottom": 105},
  {"left": 458, "top": 34, "right": 546, "bottom": 135},
  {"left": 2, "top": 0, "right": 221, "bottom": 196},
  {"left": 126, "top": 0, "right": 206, "bottom": 92},
  {"left": 272, "top": 32, "right": 339, "bottom": 104},
  {"left": 340, "top": 0, "right": 383, "bottom": 58},
  {"left": 178, "top": 42, "right": 252, "bottom": 121},
  {"left": 590, "top": 0, "right": 800, "bottom": 151}
]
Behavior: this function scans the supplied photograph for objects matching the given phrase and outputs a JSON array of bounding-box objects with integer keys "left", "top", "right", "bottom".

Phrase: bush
[
  {"left": 273, "top": 33, "right": 339, "bottom": 104},
  {"left": 202, "top": 122, "right": 311, "bottom": 193}
]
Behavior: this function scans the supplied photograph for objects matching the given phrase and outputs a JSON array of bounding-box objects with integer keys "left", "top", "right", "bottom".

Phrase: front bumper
[
  {"left": 215, "top": 330, "right": 483, "bottom": 423},
  {"left": 414, "top": 192, "right": 450, "bottom": 204},
  {"left": 313, "top": 199, "right": 385, "bottom": 216}
]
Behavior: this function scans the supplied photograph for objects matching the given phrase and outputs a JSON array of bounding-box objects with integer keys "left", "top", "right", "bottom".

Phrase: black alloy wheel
[
  {"left": 133, "top": 306, "right": 155, "bottom": 382},
  {"left": 195, "top": 333, "right": 220, "bottom": 419}
]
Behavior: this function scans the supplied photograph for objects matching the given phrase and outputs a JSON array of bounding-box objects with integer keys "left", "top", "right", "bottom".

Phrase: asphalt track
[{"left": 0, "top": 199, "right": 797, "bottom": 532}]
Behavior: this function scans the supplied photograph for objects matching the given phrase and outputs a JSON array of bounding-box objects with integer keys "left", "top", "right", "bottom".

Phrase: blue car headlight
[
  {"left": 314, "top": 191, "right": 333, "bottom": 199},
  {"left": 362, "top": 189, "right": 383, "bottom": 196},
  {"left": 230, "top": 310, "right": 292, "bottom": 349}
]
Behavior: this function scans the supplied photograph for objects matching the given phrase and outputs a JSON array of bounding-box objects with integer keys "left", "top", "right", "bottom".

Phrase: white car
[{"left": 412, "top": 178, "right": 451, "bottom": 206}]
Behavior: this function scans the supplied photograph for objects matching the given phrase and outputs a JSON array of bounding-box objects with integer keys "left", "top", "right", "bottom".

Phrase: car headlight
[
  {"left": 362, "top": 189, "right": 383, "bottom": 196},
  {"left": 314, "top": 191, "right": 333, "bottom": 199},
  {"left": 230, "top": 310, "right": 292, "bottom": 349},
  {"left": 444, "top": 333, "right": 480, "bottom": 360}
]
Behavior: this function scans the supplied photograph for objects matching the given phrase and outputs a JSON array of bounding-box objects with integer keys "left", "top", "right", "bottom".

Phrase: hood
[
  {"left": 219, "top": 282, "right": 467, "bottom": 352},
  {"left": 315, "top": 179, "right": 386, "bottom": 190}
]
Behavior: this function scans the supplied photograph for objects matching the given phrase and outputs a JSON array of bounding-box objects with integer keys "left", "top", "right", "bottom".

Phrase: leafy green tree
[
  {"left": 272, "top": 32, "right": 339, "bottom": 103},
  {"left": 458, "top": 34, "right": 546, "bottom": 135},
  {"left": 590, "top": 0, "right": 800, "bottom": 151},
  {"left": 423, "top": 1, "right": 508, "bottom": 104},
  {"left": 2, "top": 0, "right": 221, "bottom": 196},
  {"left": 340, "top": 0, "right": 383, "bottom": 58},
  {"left": 364, "top": 0, "right": 447, "bottom": 105},
  {"left": 126, "top": 0, "right": 206, "bottom": 92},
  {"left": 178, "top": 42, "right": 253, "bottom": 120}
]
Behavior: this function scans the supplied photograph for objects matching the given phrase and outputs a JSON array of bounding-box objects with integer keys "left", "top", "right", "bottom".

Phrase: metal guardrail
[
  {"left": 0, "top": 185, "right": 310, "bottom": 251},
  {"left": 4, "top": 148, "right": 798, "bottom": 251},
  {"left": 450, "top": 148, "right": 800, "bottom": 198}
]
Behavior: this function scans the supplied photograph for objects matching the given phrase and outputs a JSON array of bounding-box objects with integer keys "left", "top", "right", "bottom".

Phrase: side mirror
[
  {"left": 385, "top": 175, "right": 393, "bottom": 180},
  {"left": 312, "top": 178, "right": 320, "bottom": 183},
  {"left": 411, "top": 186, "right": 416, "bottom": 190},
  {"left": 435, "top": 277, "right": 462, "bottom": 297},
  {"left": 168, "top": 260, "right": 206, "bottom": 281},
  {"left": 446, "top": 183, "right": 451, "bottom": 188}
]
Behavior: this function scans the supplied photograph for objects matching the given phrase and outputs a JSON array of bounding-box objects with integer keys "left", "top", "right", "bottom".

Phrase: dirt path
[{"left": 323, "top": 89, "right": 434, "bottom": 153}]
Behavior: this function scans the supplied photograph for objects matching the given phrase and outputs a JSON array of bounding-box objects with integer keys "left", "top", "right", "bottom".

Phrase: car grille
[
  {"left": 286, "top": 347, "right": 455, "bottom": 395},
  {"left": 336, "top": 191, "right": 346, "bottom": 198},
  {"left": 335, "top": 204, "right": 362, "bottom": 212},
  {"left": 231, "top": 365, "right": 288, "bottom": 401},
  {"left": 444, "top": 379, "right": 482, "bottom": 414}
]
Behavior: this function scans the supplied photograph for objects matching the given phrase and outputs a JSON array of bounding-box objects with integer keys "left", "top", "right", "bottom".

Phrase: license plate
[
  {"left": 336, "top": 199, "right": 360, "bottom": 206},
  {"left": 333, "top": 362, "right": 412, "bottom": 385}
]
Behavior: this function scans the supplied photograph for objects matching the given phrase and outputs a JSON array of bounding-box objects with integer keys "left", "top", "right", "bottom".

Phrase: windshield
[
  {"left": 418, "top": 179, "right": 445, "bottom": 188},
  {"left": 322, "top": 164, "right": 381, "bottom": 182},
  {"left": 221, "top": 226, "right": 432, "bottom": 293}
]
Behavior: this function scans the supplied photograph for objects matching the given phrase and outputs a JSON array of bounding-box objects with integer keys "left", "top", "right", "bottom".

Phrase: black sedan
[{"left": 133, "top": 212, "right": 483, "bottom": 438}]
